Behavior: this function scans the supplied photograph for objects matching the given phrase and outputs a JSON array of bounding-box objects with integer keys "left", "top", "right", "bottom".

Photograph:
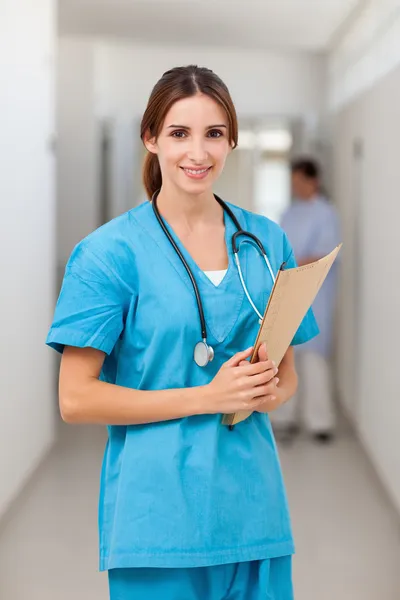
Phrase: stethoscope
[{"left": 151, "top": 190, "right": 276, "bottom": 367}]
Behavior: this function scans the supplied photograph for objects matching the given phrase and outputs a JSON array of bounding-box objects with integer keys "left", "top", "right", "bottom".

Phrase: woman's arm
[
  {"left": 59, "top": 346, "right": 207, "bottom": 425},
  {"left": 59, "top": 345, "right": 278, "bottom": 425}
]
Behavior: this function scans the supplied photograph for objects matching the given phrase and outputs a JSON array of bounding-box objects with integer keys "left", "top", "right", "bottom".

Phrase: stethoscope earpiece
[{"left": 151, "top": 190, "right": 275, "bottom": 367}]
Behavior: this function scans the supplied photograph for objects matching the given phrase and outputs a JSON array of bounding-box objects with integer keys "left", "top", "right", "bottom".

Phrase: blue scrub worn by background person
[
  {"left": 273, "top": 194, "right": 341, "bottom": 436},
  {"left": 46, "top": 200, "right": 318, "bottom": 599}
]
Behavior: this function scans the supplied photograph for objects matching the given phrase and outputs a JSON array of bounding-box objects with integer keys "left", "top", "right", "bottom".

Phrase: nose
[{"left": 186, "top": 137, "right": 208, "bottom": 164}]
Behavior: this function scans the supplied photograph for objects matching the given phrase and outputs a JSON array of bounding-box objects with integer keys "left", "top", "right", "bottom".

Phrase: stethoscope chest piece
[
  {"left": 151, "top": 190, "right": 275, "bottom": 368},
  {"left": 194, "top": 340, "right": 215, "bottom": 368}
]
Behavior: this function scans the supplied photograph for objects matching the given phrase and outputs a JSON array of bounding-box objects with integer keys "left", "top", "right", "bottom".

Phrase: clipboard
[{"left": 222, "top": 244, "right": 342, "bottom": 427}]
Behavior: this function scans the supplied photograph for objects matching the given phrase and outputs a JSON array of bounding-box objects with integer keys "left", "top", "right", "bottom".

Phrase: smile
[{"left": 180, "top": 167, "right": 212, "bottom": 179}]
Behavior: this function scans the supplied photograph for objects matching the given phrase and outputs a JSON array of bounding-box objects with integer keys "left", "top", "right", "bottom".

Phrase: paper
[{"left": 222, "top": 244, "right": 342, "bottom": 426}]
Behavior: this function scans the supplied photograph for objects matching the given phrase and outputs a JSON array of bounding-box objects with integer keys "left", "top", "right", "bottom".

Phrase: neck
[{"left": 155, "top": 182, "right": 223, "bottom": 229}]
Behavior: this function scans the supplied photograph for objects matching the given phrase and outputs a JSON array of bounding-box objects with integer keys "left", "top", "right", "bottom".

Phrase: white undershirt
[{"left": 203, "top": 269, "right": 227, "bottom": 286}]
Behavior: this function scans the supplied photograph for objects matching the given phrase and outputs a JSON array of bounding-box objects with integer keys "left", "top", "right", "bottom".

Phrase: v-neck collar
[
  {"left": 149, "top": 201, "right": 237, "bottom": 292},
  {"left": 135, "top": 201, "right": 248, "bottom": 344}
]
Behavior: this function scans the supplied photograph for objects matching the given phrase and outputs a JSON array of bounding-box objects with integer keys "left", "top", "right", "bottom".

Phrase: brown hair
[{"left": 140, "top": 65, "right": 238, "bottom": 199}]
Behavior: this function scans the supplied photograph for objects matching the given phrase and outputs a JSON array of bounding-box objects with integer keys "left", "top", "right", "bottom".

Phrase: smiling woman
[
  {"left": 146, "top": 95, "right": 230, "bottom": 190},
  {"left": 46, "top": 64, "right": 318, "bottom": 600},
  {"left": 140, "top": 65, "right": 238, "bottom": 199}
]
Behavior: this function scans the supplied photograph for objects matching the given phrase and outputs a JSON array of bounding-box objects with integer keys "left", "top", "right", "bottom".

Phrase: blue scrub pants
[{"left": 108, "top": 556, "right": 293, "bottom": 600}]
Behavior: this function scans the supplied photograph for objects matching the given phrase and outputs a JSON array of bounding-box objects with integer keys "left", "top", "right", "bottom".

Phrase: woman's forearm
[
  {"left": 274, "top": 365, "right": 298, "bottom": 407},
  {"left": 60, "top": 378, "right": 210, "bottom": 425}
]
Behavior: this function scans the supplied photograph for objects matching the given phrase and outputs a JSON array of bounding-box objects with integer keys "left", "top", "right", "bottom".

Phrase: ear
[
  {"left": 143, "top": 130, "right": 158, "bottom": 155},
  {"left": 228, "top": 138, "right": 237, "bottom": 153}
]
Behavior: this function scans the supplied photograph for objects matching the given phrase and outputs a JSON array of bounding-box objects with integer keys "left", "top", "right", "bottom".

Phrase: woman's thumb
[{"left": 258, "top": 342, "right": 268, "bottom": 362}]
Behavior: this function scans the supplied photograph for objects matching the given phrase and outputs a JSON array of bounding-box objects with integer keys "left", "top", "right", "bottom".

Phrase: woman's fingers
[
  {"left": 236, "top": 359, "right": 276, "bottom": 377},
  {"left": 244, "top": 391, "right": 277, "bottom": 409},
  {"left": 224, "top": 346, "right": 254, "bottom": 368},
  {"left": 226, "top": 345, "right": 274, "bottom": 372},
  {"left": 254, "top": 396, "right": 279, "bottom": 413},
  {"left": 251, "top": 370, "right": 279, "bottom": 388},
  {"left": 251, "top": 380, "right": 278, "bottom": 399},
  {"left": 211, "top": 346, "right": 281, "bottom": 414}
]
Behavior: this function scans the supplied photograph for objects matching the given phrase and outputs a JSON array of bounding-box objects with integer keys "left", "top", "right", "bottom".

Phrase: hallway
[
  {"left": 2, "top": 1, "right": 400, "bottom": 598},
  {"left": 1, "top": 422, "right": 399, "bottom": 599}
]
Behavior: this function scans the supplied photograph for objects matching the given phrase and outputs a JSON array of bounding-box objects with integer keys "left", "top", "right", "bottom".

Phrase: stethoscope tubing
[{"left": 151, "top": 189, "right": 275, "bottom": 360}]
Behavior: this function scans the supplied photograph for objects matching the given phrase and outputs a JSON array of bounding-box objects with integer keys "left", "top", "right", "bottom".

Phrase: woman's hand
[
  {"left": 204, "top": 345, "right": 279, "bottom": 415},
  {"left": 239, "top": 344, "right": 298, "bottom": 414},
  {"left": 238, "top": 343, "right": 281, "bottom": 413}
]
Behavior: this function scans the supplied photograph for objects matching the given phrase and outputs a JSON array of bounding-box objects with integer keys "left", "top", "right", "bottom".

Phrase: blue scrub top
[
  {"left": 46, "top": 200, "right": 319, "bottom": 570},
  {"left": 281, "top": 196, "right": 340, "bottom": 357}
]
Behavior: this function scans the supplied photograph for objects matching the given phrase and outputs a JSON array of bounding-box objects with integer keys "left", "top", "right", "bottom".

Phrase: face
[
  {"left": 291, "top": 170, "right": 318, "bottom": 200},
  {"left": 145, "top": 93, "right": 232, "bottom": 195}
]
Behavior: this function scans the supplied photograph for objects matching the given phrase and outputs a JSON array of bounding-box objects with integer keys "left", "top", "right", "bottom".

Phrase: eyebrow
[{"left": 167, "top": 124, "right": 228, "bottom": 129}]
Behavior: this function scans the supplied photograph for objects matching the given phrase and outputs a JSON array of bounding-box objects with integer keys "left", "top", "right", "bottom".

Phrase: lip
[{"left": 180, "top": 166, "right": 212, "bottom": 180}]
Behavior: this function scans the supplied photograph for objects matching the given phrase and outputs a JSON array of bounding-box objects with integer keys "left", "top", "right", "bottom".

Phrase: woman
[{"left": 47, "top": 65, "right": 318, "bottom": 600}]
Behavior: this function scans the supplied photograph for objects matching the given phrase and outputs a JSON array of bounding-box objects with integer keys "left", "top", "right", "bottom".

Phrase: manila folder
[{"left": 222, "top": 244, "right": 342, "bottom": 427}]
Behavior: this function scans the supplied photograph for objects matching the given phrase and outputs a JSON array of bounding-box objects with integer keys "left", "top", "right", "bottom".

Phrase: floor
[{"left": 0, "top": 421, "right": 399, "bottom": 599}]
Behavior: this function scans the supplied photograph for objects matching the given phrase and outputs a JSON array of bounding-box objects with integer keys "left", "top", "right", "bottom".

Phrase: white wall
[
  {"left": 328, "top": 0, "right": 400, "bottom": 111},
  {"left": 94, "top": 41, "right": 326, "bottom": 121},
  {"left": 0, "top": 0, "right": 56, "bottom": 517},
  {"left": 57, "top": 38, "right": 98, "bottom": 266},
  {"left": 330, "top": 2, "right": 400, "bottom": 513}
]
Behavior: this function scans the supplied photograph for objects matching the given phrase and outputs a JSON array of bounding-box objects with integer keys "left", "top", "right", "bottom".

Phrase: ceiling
[{"left": 59, "top": 0, "right": 365, "bottom": 52}]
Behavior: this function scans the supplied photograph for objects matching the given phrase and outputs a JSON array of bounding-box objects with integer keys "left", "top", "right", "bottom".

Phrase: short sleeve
[
  {"left": 282, "top": 233, "right": 320, "bottom": 346},
  {"left": 46, "top": 244, "right": 127, "bottom": 355}
]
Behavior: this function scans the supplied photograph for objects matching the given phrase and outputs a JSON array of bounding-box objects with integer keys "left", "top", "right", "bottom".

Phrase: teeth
[{"left": 184, "top": 168, "right": 209, "bottom": 175}]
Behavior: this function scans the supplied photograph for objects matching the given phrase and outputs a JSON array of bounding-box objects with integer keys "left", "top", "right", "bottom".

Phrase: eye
[
  {"left": 171, "top": 130, "right": 187, "bottom": 139},
  {"left": 207, "top": 129, "right": 224, "bottom": 138}
]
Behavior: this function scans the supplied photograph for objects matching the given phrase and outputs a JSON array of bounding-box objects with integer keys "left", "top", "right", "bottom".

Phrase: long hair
[{"left": 140, "top": 65, "right": 238, "bottom": 199}]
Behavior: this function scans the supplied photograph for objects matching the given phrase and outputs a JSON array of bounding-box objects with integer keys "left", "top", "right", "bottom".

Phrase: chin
[
  {"left": 187, "top": 183, "right": 213, "bottom": 196},
  {"left": 177, "top": 169, "right": 220, "bottom": 196},
  {"left": 176, "top": 178, "right": 215, "bottom": 197}
]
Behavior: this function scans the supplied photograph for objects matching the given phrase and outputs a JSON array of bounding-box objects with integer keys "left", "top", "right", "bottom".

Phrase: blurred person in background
[
  {"left": 272, "top": 158, "right": 341, "bottom": 444},
  {"left": 46, "top": 66, "right": 318, "bottom": 600}
]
